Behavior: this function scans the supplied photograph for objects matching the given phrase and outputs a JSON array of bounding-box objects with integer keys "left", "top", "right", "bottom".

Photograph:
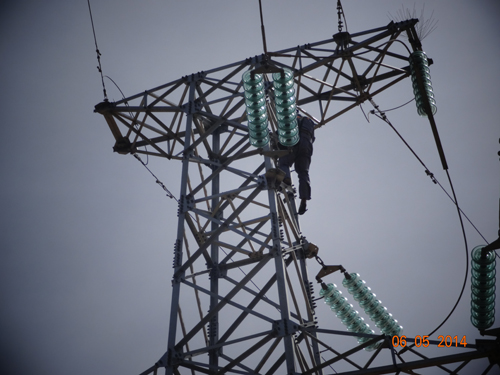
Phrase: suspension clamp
[{"left": 315, "top": 260, "right": 347, "bottom": 284}]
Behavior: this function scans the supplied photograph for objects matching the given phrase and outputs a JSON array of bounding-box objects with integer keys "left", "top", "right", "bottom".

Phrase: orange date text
[{"left": 392, "top": 335, "right": 467, "bottom": 348}]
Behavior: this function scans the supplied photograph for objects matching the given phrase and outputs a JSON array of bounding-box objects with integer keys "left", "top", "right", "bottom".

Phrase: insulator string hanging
[
  {"left": 272, "top": 69, "right": 299, "bottom": 147},
  {"left": 409, "top": 51, "right": 437, "bottom": 117},
  {"left": 320, "top": 283, "right": 379, "bottom": 351},
  {"left": 470, "top": 246, "right": 496, "bottom": 330},
  {"left": 342, "top": 273, "right": 403, "bottom": 338},
  {"left": 242, "top": 70, "right": 270, "bottom": 148}
]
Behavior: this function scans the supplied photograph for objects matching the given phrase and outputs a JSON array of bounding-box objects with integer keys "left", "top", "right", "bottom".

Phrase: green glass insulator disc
[
  {"left": 249, "top": 127, "right": 269, "bottom": 139},
  {"left": 276, "top": 102, "right": 297, "bottom": 117},
  {"left": 342, "top": 273, "right": 359, "bottom": 288},
  {"left": 278, "top": 126, "right": 298, "bottom": 138},
  {"left": 272, "top": 68, "right": 294, "bottom": 84},
  {"left": 249, "top": 133, "right": 269, "bottom": 148},
  {"left": 279, "top": 133, "right": 299, "bottom": 147},
  {"left": 248, "top": 121, "right": 268, "bottom": 133},
  {"left": 416, "top": 99, "right": 437, "bottom": 116},
  {"left": 319, "top": 283, "right": 336, "bottom": 298},
  {"left": 243, "top": 80, "right": 265, "bottom": 94},
  {"left": 275, "top": 93, "right": 296, "bottom": 106},
  {"left": 274, "top": 79, "right": 294, "bottom": 91},
  {"left": 245, "top": 95, "right": 266, "bottom": 110},
  {"left": 246, "top": 103, "right": 267, "bottom": 117},
  {"left": 274, "top": 88, "right": 295, "bottom": 101},
  {"left": 370, "top": 305, "right": 388, "bottom": 321},
  {"left": 335, "top": 302, "right": 353, "bottom": 318},
  {"left": 471, "top": 246, "right": 496, "bottom": 265},
  {"left": 359, "top": 296, "right": 379, "bottom": 313},
  {"left": 341, "top": 310, "right": 359, "bottom": 326},
  {"left": 245, "top": 89, "right": 265, "bottom": 103},
  {"left": 247, "top": 111, "right": 267, "bottom": 126},
  {"left": 471, "top": 314, "right": 495, "bottom": 330},
  {"left": 326, "top": 289, "right": 344, "bottom": 307},
  {"left": 242, "top": 70, "right": 263, "bottom": 85},
  {"left": 347, "top": 316, "right": 365, "bottom": 332},
  {"left": 277, "top": 119, "right": 298, "bottom": 132}
]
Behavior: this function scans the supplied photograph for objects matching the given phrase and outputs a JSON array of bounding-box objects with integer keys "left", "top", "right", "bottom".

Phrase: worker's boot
[{"left": 298, "top": 199, "right": 307, "bottom": 215}]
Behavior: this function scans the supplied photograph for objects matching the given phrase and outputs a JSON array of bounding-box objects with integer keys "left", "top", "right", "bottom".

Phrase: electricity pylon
[{"left": 95, "top": 18, "right": 499, "bottom": 375}]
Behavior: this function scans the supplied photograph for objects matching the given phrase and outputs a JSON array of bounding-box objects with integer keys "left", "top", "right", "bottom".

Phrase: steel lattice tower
[{"left": 95, "top": 17, "right": 499, "bottom": 375}]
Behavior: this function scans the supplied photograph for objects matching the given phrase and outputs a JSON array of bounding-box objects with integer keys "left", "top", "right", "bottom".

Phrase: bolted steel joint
[{"left": 272, "top": 319, "right": 299, "bottom": 338}]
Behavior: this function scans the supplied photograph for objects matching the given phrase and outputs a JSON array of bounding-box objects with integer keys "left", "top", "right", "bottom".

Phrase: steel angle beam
[{"left": 94, "top": 19, "right": 420, "bottom": 158}]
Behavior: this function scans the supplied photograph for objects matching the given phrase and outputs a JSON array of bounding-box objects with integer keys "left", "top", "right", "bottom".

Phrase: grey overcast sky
[{"left": 1, "top": 1, "right": 499, "bottom": 374}]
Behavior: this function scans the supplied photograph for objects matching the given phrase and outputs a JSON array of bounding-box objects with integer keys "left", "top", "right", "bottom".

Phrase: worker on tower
[{"left": 278, "top": 112, "right": 315, "bottom": 215}]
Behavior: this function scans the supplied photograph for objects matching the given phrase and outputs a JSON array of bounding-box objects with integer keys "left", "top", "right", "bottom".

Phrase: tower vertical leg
[
  {"left": 209, "top": 125, "right": 221, "bottom": 371},
  {"left": 265, "top": 153, "right": 298, "bottom": 375},
  {"left": 165, "top": 80, "right": 197, "bottom": 375}
]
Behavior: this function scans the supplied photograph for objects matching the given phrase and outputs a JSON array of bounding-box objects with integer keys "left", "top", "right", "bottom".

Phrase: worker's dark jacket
[
  {"left": 297, "top": 116, "right": 315, "bottom": 156},
  {"left": 278, "top": 116, "right": 315, "bottom": 200}
]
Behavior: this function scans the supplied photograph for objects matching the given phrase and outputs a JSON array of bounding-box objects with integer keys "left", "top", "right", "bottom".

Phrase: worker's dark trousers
[{"left": 278, "top": 139, "right": 312, "bottom": 200}]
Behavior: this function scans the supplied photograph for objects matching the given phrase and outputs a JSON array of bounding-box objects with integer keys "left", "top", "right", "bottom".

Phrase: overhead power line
[{"left": 87, "top": 0, "right": 108, "bottom": 101}]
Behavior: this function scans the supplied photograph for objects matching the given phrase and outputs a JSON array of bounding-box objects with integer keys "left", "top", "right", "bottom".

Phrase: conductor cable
[
  {"left": 369, "top": 99, "right": 469, "bottom": 353},
  {"left": 368, "top": 99, "right": 486, "bottom": 243},
  {"left": 133, "top": 153, "right": 177, "bottom": 201},
  {"left": 87, "top": 0, "right": 108, "bottom": 101}
]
